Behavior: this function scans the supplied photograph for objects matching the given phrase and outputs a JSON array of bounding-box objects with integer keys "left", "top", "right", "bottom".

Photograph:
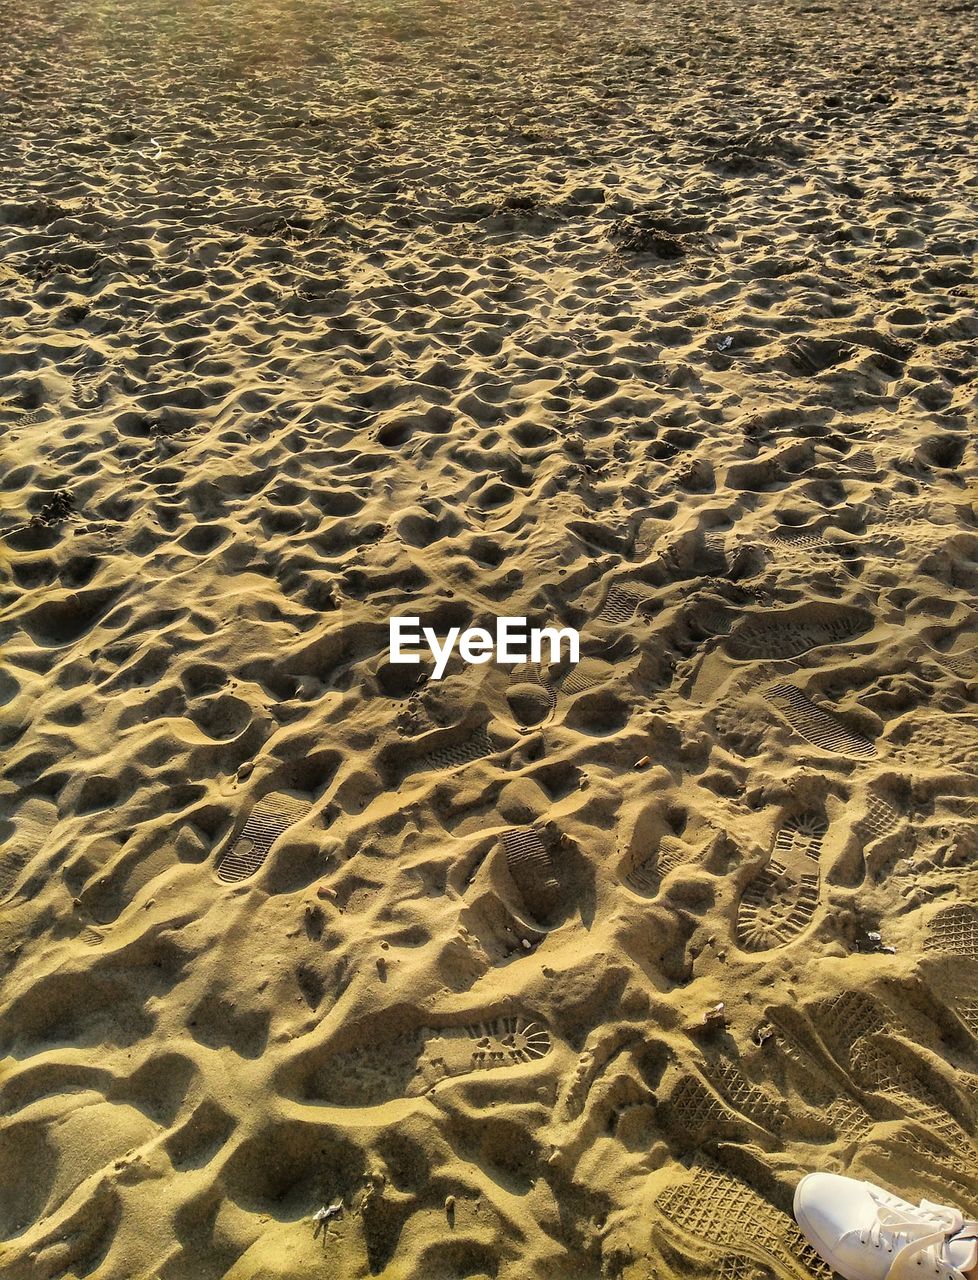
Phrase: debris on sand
[
  {"left": 608, "top": 215, "right": 689, "bottom": 257},
  {"left": 312, "top": 1200, "right": 344, "bottom": 1240}
]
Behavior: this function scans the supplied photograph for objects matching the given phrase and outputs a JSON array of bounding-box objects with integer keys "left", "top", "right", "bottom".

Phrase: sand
[{"left": 1, "top": 0, "right": 977, "bottom": 1275}]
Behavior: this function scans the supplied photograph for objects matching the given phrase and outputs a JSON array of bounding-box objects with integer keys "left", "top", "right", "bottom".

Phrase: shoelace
[{"left": 857, "top": 1202, "right": 978, "bottom": 1280}]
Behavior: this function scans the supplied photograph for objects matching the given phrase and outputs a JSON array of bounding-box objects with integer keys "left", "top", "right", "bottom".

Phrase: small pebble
[{"left": 703, "top": 1001, "right": 727, "bottom": 1027}]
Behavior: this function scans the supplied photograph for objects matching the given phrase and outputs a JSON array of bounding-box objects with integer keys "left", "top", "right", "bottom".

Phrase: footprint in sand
[
  {"left": 299, "top": 1014, "right": 554, "bottom": 1106},
  {"left": 735, "top": 812, "right": 827, "bottom": 952},
  {"left": 855, "top": 794, "right": 900, "bottom": 843},
  {"left": 503, "top": 826, "right": 560, "bottom": 922},
  {"left": 623, "top": 836, "right": 691, "bottom": 897},
  {"left": 560, "top": 657, "right": 616, "bottom": 696},
  {"left": 665, "top": 1068, "right": 781, "bottom": 1149},
  {"left": 215, "top": 792, "right": 310, "bottom": 883},
  {"left": 596, "top": 584, "right": 657, "bottom": 626},
  {"left": 763, "top": 683, "right": 877, "bottom": 758},
  {"left": 925, "top": 903, "right": 978, "bottom": 961},
  {"left": 417, "top": 1016, "right": 552, "bottom": 1088},
  {"left": 653, "top": 1163, "right": 833, "bottom": 1280},
  {"left": 71, "top": 366, "right": 107, "bottom": 408},
  {"left": 722, "top": 602, "right": 871, "bottom": 661},
  {"left": 810, "top": 989, "right": 891, "bottom": 1068},
  {"left": 850, "top": 1034, "right": 971, "bottom": 1150},
  {"left": 711, "top": 1059, "right": 787, "bottom": 1133},
  {"left": 419, "top": 725, "right": 496, "bottom": 772}
]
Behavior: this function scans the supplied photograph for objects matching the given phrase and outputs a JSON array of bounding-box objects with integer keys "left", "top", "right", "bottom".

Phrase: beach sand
[{"left": 1, "top": 0, "right": 977, "bottom": 1275}]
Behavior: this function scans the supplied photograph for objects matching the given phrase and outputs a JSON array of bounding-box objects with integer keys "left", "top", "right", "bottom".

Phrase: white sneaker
[{"left": 794, "top": 1173, "right": 978, "bottom": 1280}]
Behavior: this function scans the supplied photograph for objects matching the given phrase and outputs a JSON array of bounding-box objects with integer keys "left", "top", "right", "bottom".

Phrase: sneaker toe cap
[{"left": 795, "top": 1172, "right": 876, "bottom": 1253}]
